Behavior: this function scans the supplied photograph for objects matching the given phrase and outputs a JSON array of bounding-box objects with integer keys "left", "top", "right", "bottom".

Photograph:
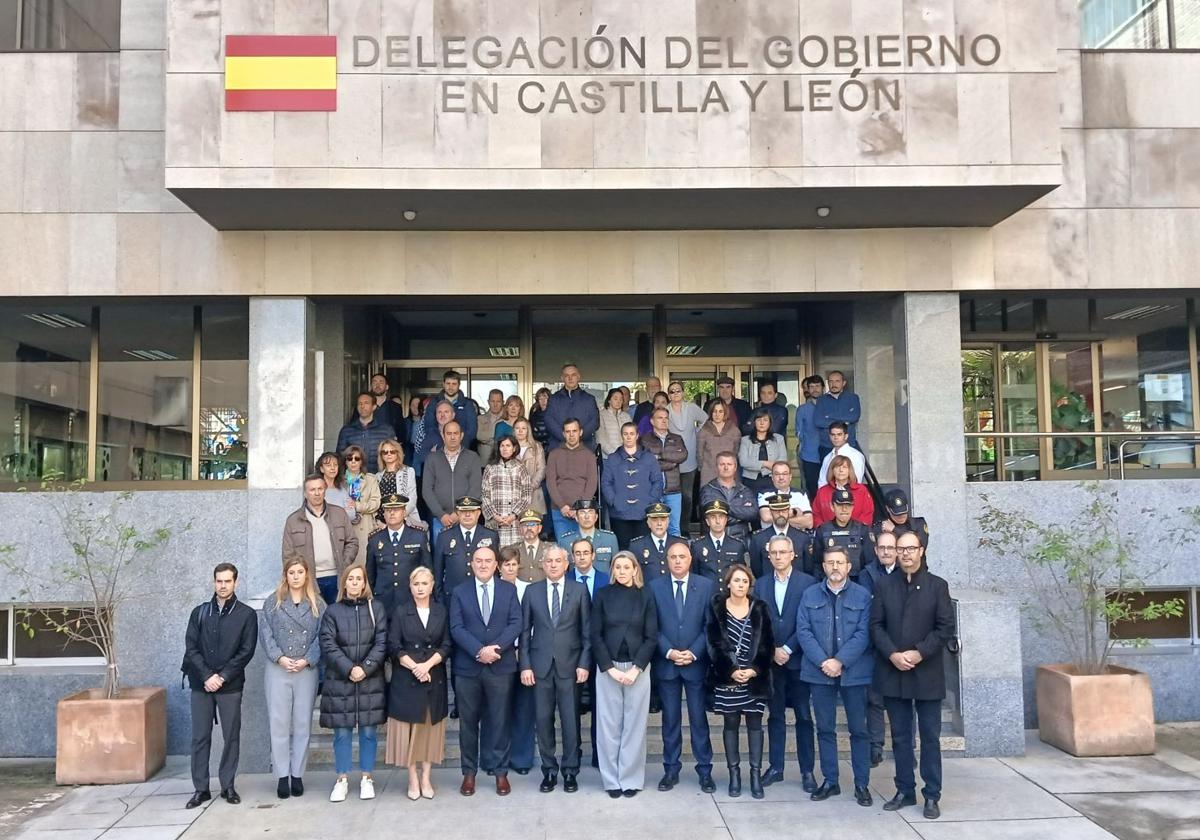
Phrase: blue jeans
[
  {"left": 430, "top": 517, "right": 445, "bottom": 545},
  {"left": 317, "top": 575, "right": 339, "bottom": 606},
  {"left": 767, "top": 667, "right": 815, "bottom": 774},
  {"left": 663, "top": 492, "right": 682, "bottom": 537},
  {"left": 333, "top": 725, "right": 377, "bottom": 775},
  {"left": 810, "top": 682, "right": 870, "bottom": 788},
  {"left": 658, "top": 674, "right": 712, "bottom": 776},
  {"left": 885, "top": 697, "right": 943, "bottom": 801},
  {"left": 550, "top": 509, "right": 576, "bottom": 544}
]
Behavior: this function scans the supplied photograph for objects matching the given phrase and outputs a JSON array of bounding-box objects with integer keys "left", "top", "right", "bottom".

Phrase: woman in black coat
[
  {"left": 707, "top": 563, "right": 774, "bottom": 799},
  {"left": 320, "top": 563, "right": 388, "bottom": 803},
  {"left": 385, "top": 566, "right": 452, "bottom": 801}
]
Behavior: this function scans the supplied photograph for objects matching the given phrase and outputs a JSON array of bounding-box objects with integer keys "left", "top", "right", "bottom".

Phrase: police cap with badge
[
  {"left": 519, "top": 508, "right": 543, "bottom": 525},
  {"left": 702, "top": 499, "right": 731, "bottom": 517},
  {"left": 644, "top": 502, "right": 671, "bottom": 519},
  {"left": 455, "top": 495, "right": 483, "bottom": 511}
]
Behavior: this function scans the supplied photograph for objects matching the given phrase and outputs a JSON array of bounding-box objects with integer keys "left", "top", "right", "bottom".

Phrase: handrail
[
  {"left": 1119, "top": 437, "right": 1200, "bottom": 479},
  {"left": 962, "top": 430, "right": 1200, "bottom": 480},
  {"left": 963, "top": 430, "right": 1195, "bottom": 438}
]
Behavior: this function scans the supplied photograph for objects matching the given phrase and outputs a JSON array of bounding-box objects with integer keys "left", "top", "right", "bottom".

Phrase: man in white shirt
[
  {"left": 757, "top": 461, "right": 813, "bottom": 530},
  {"left": 816, "top": 422, "right": 866, "bottom": 488}
]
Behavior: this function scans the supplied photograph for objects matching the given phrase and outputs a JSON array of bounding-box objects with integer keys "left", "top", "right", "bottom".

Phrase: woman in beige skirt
[{"left": 385, "top": 566, "right": 452, "bottom": 800}]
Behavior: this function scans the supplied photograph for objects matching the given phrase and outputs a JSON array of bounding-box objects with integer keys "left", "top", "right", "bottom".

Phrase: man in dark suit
[
  {"left": 519, "top": 545, "right": 592, "bottom": 794},
  {"left": 567, "top": 537, "right": 609, "bottom": 597},
  {"left": 449, "top": 545, "right": 523, "bottom": 797},
  {"left": 629, "top": 503, "right": 687, "bottom": 584},
  {"left": 650, "top": 541, "right": 717, "bottom": 793},
  {"left": 434, "top": 496, "right": 498, "bottom": 605},
  {"left": 691, "top": 499, "right": 746, "bottom": 582},
  {"left": 753, "top": 533, "right": 818, "bottom": 793},
  {"left": 366, "top": 494, "right": 431, "bottom": 616},
  {"left": 750, "top": 493, "right": 817, "bottom": 578},
  {"left": 871, "top": 531, "right": 955, "bottom": 821}
]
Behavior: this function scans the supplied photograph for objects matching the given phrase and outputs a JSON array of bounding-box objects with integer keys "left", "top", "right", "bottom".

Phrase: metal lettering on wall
[{"left": 350, "top": 31, "right": 1002, "bottom": 116}]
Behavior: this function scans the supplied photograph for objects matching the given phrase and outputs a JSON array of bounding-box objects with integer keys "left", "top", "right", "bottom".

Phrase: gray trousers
[
  {"left": 534, "top": 671, "right": 582, "bottom": 774},
  {"left": 595, "top": 662, "right": 650, "bottom": 792},
  {"left": 190, "top": 690, "right": 242, "bottom": 793},
  {"left": 264, "top": 663, "right": 319, "bottom": 778}
]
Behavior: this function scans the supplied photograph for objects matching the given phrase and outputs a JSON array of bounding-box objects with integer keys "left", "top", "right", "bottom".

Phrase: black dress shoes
[
  {"left": 277, "top": 777, "right": 290, "bottom": 799},
  {"left": 539, "top": 772, "right": 557, "bottom": 793},
  {"left": 883, "top": 792, "right": 917, "bottom": 811},
  {"left": 449, "top": 708, "right": 459, "bottom": 720},
  {"left": 923, "top": 800, "right": 941, "bottom": 820},
  {"left": 870, "top": 746, "right": 884, "bottom": 767},
  {"left": 514, "top": 767, "right": 531, "bottom": 776},
  {"left": 854, "top": 786, "right": 873, "bottom": 807},
  {"left": 607, "top": 789, "right": 622, "bottom": 798},
  {"left": 759, "top": 767, "right": 784, "bottom": 787},
  {"left": 185, "top": 791, "right": 210, "bottom": 809},
  {"left": 563, "top": 773, "right": 578, "bottom": 793},
  {"left": 220, "top": 788, "right": 241, "bottom": 805},
  {"left": 810, "top": 781, "right": 840, "bottom": 801},
  {"left": 290, "top": 777, "right": 304, "bottom": 797},
  {"left": 800, "top": 771, "right": 818, "bottom": 794},
  {"left": 657, "top": 773, "right": 679, "bottom": 791},
  {"left": 698, "top": 773, "right": 716, "bottom": 794},
  {"left": 622, "top": 789, "right": 639, "bottom": 798}
]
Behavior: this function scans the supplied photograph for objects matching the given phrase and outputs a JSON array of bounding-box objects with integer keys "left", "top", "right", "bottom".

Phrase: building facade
[{"left": 2, "top": 0, "right": 1199, "bottom": 765}]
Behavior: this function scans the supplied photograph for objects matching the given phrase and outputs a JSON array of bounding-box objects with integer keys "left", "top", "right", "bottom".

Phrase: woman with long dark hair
[{"left": 481, "top": 433, "right": 533, "bottom": 546}]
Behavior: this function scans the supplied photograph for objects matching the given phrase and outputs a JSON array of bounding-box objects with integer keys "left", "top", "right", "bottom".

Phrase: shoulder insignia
[
  {"left": 376, "top": 541, "right": 384, "bottom": 550},
  {"left": 643, "top": 549, "right": 650, "bottom": 558},
  {"left": 702, "top": 547, "right": 709, "bottom": 556},
  {"left": 449, "top": 539, "right": 457, "bottom": 549}
]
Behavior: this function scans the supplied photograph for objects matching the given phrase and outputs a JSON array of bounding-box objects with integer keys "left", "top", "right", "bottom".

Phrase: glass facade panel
[
  {"left": 382, "top": 309, "right": 519, "bottom": 360},
  {"left": 98, "top": 305, "right": 194, "bottom": 481},
  {"left": 9, "top": 0, "right": 121, "bottom": 51},
  {"left": 1081, "top": 0, "right": 1171, "bottom": 48},
  {"left": 1178, "top": 0, "right": 1200, "bottom": 46},
  {"left": 200, "top": 305, "right": 249, "bottom": 480},
  {"left": 1108, "top": 589, "right": 1193, "bottom": 641},
  {"left": 1047, "top": 342, "right": 1098, "bottom": 471},
  {"left": 0, "top": 305, "right": 91, "bottom": 484},
  {"left": 962, "top": 347, "right": 997, "bottom": 481},
  {"left": 998, "top": 346, "right": 1041, "bottom": 481},
  {"left": 13, "top": 608, "right": 104, "bottom": 659}
]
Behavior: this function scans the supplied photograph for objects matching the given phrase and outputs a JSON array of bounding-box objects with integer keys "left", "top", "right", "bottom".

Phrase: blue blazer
[
  {"left": 794, "top": 579, "right": 874, "bottom": 688},
  {"left": 650, "top": 574, "right": 715, "bottom": 682},
  {"left": 449, "top": 577, "right": 522, "bottom": 676},
  {"left": 753, "top": 570, "right": 817, "bottom": 671},
  {"left": 570, "top": 566, "right": 609, "bottom": 599}
]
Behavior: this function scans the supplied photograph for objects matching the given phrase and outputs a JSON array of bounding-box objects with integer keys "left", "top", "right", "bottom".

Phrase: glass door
[{"left": 1044, "top": 342, "right": 1102, "bottom": 476}]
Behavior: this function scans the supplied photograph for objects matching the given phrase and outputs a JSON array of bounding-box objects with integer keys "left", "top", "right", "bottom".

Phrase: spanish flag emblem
[{"left": 224, "top": 35, "right": 337, "bottom": 111}]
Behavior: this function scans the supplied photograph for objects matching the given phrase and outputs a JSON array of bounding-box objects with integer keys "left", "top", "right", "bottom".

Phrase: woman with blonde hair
[
  {"left": 494, "top": 395, "right": 526, "bottom": 441},
  {"left": 260, "top": 556, "right": 325, "bottom": 799},
  {"left": 512, "top": 418, "right": 547, "bottom": 516},
  {"left": 385, "top": 566, "right": 452, "bottom": 800},
  {"left": 375, "top": 438, "right": 423, "bottom": 529},
  {"left": 343, "top": 444, "right": 382, "bottom": 565},
  {"left": 320, "top": 563, "right": 388, "bottom": 802},
  {"left": 590, "top": 550, "right": 658, "bottom": 798}
]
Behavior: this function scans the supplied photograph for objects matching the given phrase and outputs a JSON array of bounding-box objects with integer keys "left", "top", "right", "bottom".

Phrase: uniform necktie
[
  {"left": 391, "top": 531, "right": 399, "bottom": 546},
  {"left": 657, "top": 539, "right": 664, "bottom": 553},
  {"left": 481, "top": 582, "right": 491, "bottom": 624},
  {"left": 551, "top": 582, "right": 561, "bottom": 624},
  {"left": 714, "top": 538, "right": 721, "bottom": 552},
  {"left": 675, "top": 580, "right": 685, "bottom": 619},
  {"left": 528, "top": 543, "right": 535, "bottom": 560}
]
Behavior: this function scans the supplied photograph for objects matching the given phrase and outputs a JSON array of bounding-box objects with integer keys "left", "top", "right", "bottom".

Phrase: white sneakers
[{"left": 330, "top": 775, "right": 375, "bottom": 802}]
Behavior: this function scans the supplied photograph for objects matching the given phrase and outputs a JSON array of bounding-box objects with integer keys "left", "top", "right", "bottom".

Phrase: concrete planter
[
  {"left": 1035, "top": 663, "right": 1155, "bottom": 757},
  {"left": 56, "top": 686, "right": 167, "bottom": 784}
]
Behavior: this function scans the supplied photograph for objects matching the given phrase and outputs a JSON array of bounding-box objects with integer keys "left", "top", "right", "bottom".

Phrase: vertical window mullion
[
  {"left": 191, "top": 307, "right": 202, "bottom": 480},
  {"left": 86, "top": 306, "right": 99, "bottom": 483},
  {"left": 1167, "top": 0, "right": 1178, "bottom": 49}
]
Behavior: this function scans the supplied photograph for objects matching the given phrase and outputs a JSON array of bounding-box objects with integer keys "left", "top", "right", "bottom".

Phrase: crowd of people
[{"left": 181, "top": 364, "right": 953, "bottom": 819}]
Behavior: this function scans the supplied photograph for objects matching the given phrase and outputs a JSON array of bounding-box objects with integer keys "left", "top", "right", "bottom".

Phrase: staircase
[{"left": 306, "top": 701, "right": 963, "bottom": 770}]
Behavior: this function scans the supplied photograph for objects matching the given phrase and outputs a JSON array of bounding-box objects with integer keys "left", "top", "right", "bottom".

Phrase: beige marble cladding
[{"left": 164, "top": 0, "right": 1062, "bottom": 191}]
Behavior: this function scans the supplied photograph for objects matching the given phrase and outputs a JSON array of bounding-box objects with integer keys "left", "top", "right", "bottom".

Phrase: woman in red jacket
[{"left": 811, "top": 455, "right": 874, "bottom": 527}]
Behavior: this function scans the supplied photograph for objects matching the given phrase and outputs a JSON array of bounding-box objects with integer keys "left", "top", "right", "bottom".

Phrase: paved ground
[
  {"left": 0, "top": 761, "right": 61, "bottom": 840},
  {"left": 11, "top": 729, "right": 1200, "bottom": 840}
]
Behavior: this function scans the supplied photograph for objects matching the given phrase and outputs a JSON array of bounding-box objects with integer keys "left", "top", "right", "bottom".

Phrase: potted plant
[
  {"left": 977, "top": 483, "right": 1191, "bottom": 757},
  {"left": 0, "top": 481, "right": 188, "bottom": 784}
]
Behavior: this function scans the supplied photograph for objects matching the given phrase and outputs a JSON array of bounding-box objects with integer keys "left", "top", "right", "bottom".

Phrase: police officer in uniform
[
  {"left": 433, "top": 496, "right": 498, "bottom": 606},
  {"left": 555, "top": 499, "right": 619, "bottom": 575},
  {"left": 811, "top": 487, "right": 877, "bottom": 580},
  {"left": 690, "top": 500, "right": 747, "bottom": 583},
  {"left": 366, "top": 493, "right": 432, "bottom": 616},
  {"left": 750, "top": 493, "right": 817, "bottom": 579},
  {"left": 875, "top": 489, "right": 930, "bottom": 550},
  {"left": 508, "top": 508, "right": 550, "bottom": 583},
  {"left": 629, "top": 502, "right": 687, "bottom": 584}
]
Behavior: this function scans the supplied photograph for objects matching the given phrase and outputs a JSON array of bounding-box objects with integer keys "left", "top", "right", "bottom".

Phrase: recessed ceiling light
[
  {"left": 402, "top": 210, "right": 417, "bottom": 221},
  {"left": 123, "top": 349, "right": 178, "bottom": 361},
  {"left": 23, "top": 313, "right": 88, "bottom": 328},
  {"left": 815, "top": 206, "right": 831, "bottom": 218}
]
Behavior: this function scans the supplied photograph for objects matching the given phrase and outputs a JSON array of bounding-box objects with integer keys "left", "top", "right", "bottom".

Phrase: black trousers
[
  {"left": 610, "top": 517, "right": 647, "bottom": 550},
  {"left": 868, "top": 688, "right": 887, "bottom": 749},
  {"left": 534, "top": 671, "right": 582, "bottom": 773},
  {"left": 801, "top": 460, "right": 822, "bottom": 501},
  {"left": 885, "top": 697, "right": 943, "bottom": 801},
  {"left": 190, "top": 690, "right": 243, "bottom": 793},
  {"left": 456, "top": 670, "right": 514, "bottom": 775}
]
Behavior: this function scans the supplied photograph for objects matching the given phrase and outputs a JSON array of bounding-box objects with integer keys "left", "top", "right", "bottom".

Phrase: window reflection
[
  {"left": 200, "top": 305, "right": 249, "bottom": 480},
  {"left": 5, "top": 0, "right": 121, "bottom": 51}
]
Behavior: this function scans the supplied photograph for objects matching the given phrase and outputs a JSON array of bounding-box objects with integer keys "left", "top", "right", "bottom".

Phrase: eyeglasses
[
  {"left": 876, "top": 545, "right": 897, "bottom": 553},
  {"left": 381, "top": 449, "right": 399, "bottom": 456},
  {"left": 896, "top": 546, "right": 921, "bottom": 554},
  {"left": 668, "top": 389, "right": 682, "bottom": 394},
  {"left": 346, "top": 455, "right": 362, "bottom": 462}
]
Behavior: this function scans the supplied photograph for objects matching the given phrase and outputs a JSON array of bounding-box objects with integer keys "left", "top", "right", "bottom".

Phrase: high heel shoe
[
  {"left": 420, "top": 782, "right": 435, "bottom": 800},
  {"left": 407, "top": 787, "right": 421, "bottom": 801}
]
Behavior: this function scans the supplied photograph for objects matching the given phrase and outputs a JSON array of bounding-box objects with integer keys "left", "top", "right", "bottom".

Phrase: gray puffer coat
[{"left": 319, "top": 597, "right": 388, "bottom": 729}]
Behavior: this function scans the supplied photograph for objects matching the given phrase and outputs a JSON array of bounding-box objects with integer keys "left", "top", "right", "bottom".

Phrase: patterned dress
[
  {"left": 711, "top": 611, "right": 766, "bottom": 714},
  {"left": 482, "top": 459, "right": 533, "bottom": 546},
  {"left": 375, "top": 467, "right": 422, "bottom": 528}
]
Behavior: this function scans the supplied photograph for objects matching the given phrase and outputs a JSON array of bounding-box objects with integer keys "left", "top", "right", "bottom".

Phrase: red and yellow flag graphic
[{"left": 224, "top": 35, "right": 337, "bottom": 111}]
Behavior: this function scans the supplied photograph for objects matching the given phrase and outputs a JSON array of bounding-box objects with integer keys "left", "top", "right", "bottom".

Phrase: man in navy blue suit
[
  {"left": 567, "top": 537, "right": 609, "bottom": 597},
  {"left": 650, "top": 541, "right": 717, "bottom": 793},
  {"left": 449, "top": 545, "right": 523, "bottom": 797},
  {"left": 754, "top": 532, "right": 818, "bottom": 793}
]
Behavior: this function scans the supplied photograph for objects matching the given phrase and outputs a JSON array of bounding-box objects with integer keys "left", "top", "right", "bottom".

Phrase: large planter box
[
  {"left": 1035, "top": 663, "right": 1155, "bottom": 757},
  {"left": 56, "top": 686, "right": 167, "bottom": 784}
]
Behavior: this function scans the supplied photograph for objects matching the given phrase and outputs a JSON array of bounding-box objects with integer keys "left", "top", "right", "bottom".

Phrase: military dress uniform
[
  {"left": 751, "top": 493, "right": 817, "bottom": 578},
  {"left": 365, "top": 495, "right": 433, "bottom": 616},
  {"left": 811, "top": 489, "right": 877, "bottom": 579},
  {"left": 506, "top": 508, "right": 550, "bottom": 582},
  {"left": 629, "top": 503, "right": 688, "bottom": 583},
  {"left": 433, "top": 496, "right": 499, "bottom": 605},
  {"left": 874, "top": 489, "right": 930, "bottom": 551},
  {"left": 691, "top": 499, "right": 748, "bottom": 583},
  {"left": 555, "top": 499, "right": 619, "bottom": 575}
]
